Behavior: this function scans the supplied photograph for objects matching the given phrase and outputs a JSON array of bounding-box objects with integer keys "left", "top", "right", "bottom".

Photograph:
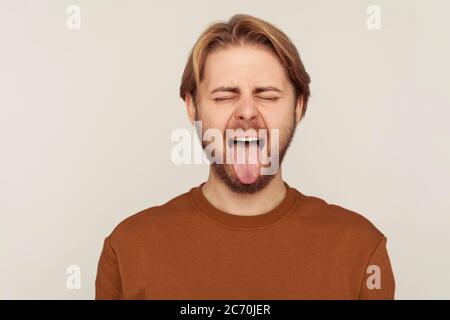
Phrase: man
[{"left": 95, "top": 14, "right": 395, "bottom": 299}]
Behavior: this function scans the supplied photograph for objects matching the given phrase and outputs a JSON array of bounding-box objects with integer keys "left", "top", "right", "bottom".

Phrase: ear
[
  {"left": 184, "top": 92, "right": 197, "bottom": 126},
  {"left": 294, "top": 95, "right": 304, "bottom": 125}
]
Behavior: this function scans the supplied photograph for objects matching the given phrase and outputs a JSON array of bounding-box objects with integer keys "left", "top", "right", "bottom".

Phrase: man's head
[{"left": 180, "top": 14, "right": 311, "bottom": 194}]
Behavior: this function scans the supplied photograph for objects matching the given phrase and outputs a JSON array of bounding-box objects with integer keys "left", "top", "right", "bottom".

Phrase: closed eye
[
  {"left": 213, "top": 97, "right": 234, "bottom": 102},
  {"left": 259, "top": 97, "right": 280, "bottom": 101}
]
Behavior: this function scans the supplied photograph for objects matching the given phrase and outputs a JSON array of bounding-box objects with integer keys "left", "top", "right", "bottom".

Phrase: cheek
[
  {"left": 260, "top": 108, "right": 295, "bottom": 143},
  {"left": 260, "top": 107, "right": 290, "bottom": 130},
  {"left": 198, "top": 106, "right": 229, "bottom": 133}
]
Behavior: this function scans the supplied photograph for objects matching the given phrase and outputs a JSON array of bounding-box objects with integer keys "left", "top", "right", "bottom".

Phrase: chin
[{"left": 212, "top": 164, "right": 275, "bottom": 194}]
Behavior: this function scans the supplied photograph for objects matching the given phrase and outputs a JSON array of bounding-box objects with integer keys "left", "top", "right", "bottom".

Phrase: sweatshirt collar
[{"left": 189, "top": 181, "right": 299, "bottom": 229}]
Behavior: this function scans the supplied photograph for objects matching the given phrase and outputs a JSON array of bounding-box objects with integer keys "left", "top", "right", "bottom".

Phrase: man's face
[{"left": 188, "top": 44, "right": 303, "bottom": 193}]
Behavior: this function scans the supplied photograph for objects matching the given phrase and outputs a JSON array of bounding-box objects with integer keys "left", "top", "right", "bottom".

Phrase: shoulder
[
  {"left": 106, "top": 189, "right": 193, "bottom": 246},
  {"left": 294, "top": 189, "right": 386, "bottom": 246}
]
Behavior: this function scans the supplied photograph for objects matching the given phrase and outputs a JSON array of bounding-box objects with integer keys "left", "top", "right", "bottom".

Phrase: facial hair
[{"left": 197, "top": 112, "right": 297, "bottom": 194}]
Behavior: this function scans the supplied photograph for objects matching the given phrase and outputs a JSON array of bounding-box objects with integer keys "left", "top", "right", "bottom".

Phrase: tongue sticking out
[{"left": 232, "top": 141, "right": 261, "bottom": 184}]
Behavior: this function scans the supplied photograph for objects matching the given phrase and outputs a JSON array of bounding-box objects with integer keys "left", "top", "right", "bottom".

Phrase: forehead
[{"left": 201, "top": 44, "right": 290, "bottom": 90}]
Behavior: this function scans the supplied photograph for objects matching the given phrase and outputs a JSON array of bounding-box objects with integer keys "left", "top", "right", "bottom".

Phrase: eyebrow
[{"left": 209, "top": 86, "right": 282, "bottom": 95}]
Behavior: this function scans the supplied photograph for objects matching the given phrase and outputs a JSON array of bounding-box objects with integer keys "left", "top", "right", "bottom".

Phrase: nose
[{"left": 233, "top": 98, "right": 259, "bottom": 124}]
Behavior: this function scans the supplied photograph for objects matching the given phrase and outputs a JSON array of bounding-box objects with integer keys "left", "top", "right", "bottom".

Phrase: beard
[{"left": 197, "top": 113, "right": 297, "bottom": 194}]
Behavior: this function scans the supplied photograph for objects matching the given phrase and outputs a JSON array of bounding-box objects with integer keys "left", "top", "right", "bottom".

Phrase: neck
[{"left": 201, "top": 168, "right": 287, "bottom": 216}]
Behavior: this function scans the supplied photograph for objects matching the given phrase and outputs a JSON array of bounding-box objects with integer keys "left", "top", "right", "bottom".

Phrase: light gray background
[{"left": 1, "top": 0, "right": 449, "bottom": 299}]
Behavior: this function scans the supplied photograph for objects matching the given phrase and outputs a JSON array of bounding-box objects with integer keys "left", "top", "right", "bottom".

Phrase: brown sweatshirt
[{"left": 95, "top": 182, "right": 395, "bottom": 299}]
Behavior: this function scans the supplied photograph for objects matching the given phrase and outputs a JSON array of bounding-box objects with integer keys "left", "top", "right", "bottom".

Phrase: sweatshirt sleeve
[
  {"left": 95, "top": 236, "right": 123, "bottom": 299},
  {"left": 358, "top": 236, "right": 396, "bottom": 300}
]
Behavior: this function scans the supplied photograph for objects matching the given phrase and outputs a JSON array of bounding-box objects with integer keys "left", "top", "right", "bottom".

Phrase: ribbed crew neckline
[{"left": 189, "top": 181, "right": 299, "bottom": 229}]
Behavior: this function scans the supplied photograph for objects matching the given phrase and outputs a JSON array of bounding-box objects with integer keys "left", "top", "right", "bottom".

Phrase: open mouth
[
  {"left": 227, "top": 136, "right": 266, "bottom": 150},
  {"left": 226, "top": 136, "right": 264, "bottom": 184}
]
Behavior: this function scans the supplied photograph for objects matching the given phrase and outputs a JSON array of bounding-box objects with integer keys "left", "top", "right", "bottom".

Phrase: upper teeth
[{"left": 234, "top": 137, "right": 259, "bottom": 142}]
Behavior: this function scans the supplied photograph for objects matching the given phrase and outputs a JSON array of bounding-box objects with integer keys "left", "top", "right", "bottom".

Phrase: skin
[{"left": 184, "top": 44, "right": 304, "bottom": 216}]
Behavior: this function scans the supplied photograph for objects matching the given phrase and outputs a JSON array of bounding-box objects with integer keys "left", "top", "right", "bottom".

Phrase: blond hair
[{"left": 179, "top": 14, "right": 311, "bottom": 118}]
